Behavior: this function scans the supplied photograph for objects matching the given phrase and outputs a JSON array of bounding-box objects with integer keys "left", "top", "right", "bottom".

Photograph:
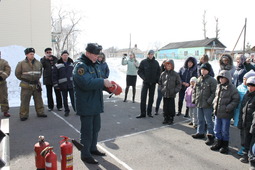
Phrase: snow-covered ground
[{"left": 0, "top": 45, "right": 220, "bottom": 107}]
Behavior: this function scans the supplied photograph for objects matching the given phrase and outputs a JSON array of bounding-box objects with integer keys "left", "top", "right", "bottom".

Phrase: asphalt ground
[{"left": 8, "top": 85, "right": 249, "bottom": 170}]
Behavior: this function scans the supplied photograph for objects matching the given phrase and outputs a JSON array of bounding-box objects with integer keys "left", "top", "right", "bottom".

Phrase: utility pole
[
  {"left": 243, "top": 18, "right": 247, "bottom": 54},
  {"left": 128, "top": 33, "right": 131, "bottom": 54}
]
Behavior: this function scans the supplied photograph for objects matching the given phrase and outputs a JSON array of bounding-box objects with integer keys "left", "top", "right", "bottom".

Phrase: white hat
[
  {"left": 247, "top": 76, "right": 255, "bottom": 86},
  {"left": 244, "top": 70, "right": 255, "bottom": 79},
  {"left": 190, "top": 77, "right": 197, "bottom": 83}
]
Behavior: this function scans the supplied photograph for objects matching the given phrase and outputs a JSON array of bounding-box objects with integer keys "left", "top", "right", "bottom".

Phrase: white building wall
[{"left": 0, "top": 0, "right": 51, "bottom": 56}]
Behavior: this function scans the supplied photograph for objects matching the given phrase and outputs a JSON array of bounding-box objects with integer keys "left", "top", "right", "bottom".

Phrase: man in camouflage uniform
[
  {"left": 0, "top": 52, "right": 11, "bottom": 117},
  {"left": 15, "top": 48, "right": 47, "bottom": 121}
]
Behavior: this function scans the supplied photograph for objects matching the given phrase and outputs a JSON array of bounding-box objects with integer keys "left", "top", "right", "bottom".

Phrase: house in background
[
  {"left": 157, "top": 38, "right": 226, "bottom": 60},
  {"left": 104, "top": 44, "right": 144, "bottom": 58},
  {"left": 0, "top": 0, "right": 51, "bottom": 56}
]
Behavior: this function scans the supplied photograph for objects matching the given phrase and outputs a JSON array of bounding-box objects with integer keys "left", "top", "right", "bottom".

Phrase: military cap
[
  {"left": 85, "top": 43, "right": 102, "bottom": 55},
  {"left": 24, "top": 48, "right": 35, "bottom": 54}
]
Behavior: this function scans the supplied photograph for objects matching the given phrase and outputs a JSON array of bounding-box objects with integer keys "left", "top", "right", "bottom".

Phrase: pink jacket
[{"left": 185, "top": 86, "right": 196, "bottom": 108}]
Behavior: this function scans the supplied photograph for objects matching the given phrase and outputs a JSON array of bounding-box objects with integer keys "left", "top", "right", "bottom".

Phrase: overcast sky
[{"left": 52, "top": 0, "right": 255, "bottom": 52}]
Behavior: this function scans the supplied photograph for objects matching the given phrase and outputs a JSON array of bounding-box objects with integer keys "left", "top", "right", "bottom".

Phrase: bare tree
[
  {"left": 202, "top": 10, "right": 207, "bottom": 39},
  {"left": 215, "top": 17, "right": 220, "bottom": 39},
  {"left": 51, "top": 7, "right": 82, "bottom": 57}
]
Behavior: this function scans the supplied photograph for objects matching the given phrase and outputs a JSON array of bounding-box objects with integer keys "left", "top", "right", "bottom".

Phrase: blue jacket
[
  {"left": 52, "top": 57, "right": 74, "bottom": 90},
  {"left": 73, "top": 54, "right": 104, "bottom": 116}
]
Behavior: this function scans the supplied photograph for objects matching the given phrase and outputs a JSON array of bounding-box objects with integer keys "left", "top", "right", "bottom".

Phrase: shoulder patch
[{"left": 78, "top": 68, "right": 85, "bottom": 75}]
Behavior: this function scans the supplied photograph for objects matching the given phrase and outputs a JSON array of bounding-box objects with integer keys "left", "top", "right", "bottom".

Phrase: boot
[
  {"left": 205, "top": 134, "right": 215, "bottom": 145},
  {"left": 211, "top": 139, "right": 223, "bottom": 151},
  {"left": 219, "top": 141, "right": 229, "bottom": 154},
  {"left": 184, "top": 107, "right": 189, "bottom": 117},
  {"left": 132, "top": 87, "right": 136, "bottom": 103},
  {"left": 240, "top": 153, "right": 249, "bottom": 163},
  {"left": 123, "top": 87, "right": 129, "bottom": 102},
  {"left": 191, "top": 133, "right": 205, "bottom": 139}
]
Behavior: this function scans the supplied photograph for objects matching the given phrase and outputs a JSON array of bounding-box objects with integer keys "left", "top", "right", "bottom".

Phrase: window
[
  {"left": 195, "top": 50, "right": 199, "bottom": 56},
  {"left": 184, "top": 51, "right": 188, "bottom": 56}
]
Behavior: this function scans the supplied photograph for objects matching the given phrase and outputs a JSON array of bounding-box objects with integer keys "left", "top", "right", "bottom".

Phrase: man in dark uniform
[
  {"left": 40, "top": 48, "right": 62, "bottom": 111},
  {"left": 137, "top": 50, "right": 160, "bottom": 118},
  {"left": 73, "top": 43, "right": 112, "bottom": 164}
]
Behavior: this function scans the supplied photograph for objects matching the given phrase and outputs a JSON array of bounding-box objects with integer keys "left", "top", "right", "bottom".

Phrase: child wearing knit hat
[{"left": 185, "top": 77, "right": 197, "bottom": 128}]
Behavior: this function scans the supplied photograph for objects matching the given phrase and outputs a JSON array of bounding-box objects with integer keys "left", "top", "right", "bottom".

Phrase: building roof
[{"left": 159, "top": 38, "right": 226, "bottom": 50}]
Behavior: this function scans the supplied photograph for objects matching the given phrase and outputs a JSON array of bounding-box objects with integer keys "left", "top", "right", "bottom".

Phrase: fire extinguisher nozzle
[{"left": 72, "top": 139, "right": 83, "bottom": 151}]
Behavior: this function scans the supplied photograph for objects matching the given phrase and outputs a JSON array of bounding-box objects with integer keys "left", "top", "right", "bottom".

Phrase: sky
[{"left": 51, "top": 0, "right": 255, "bottom": 52}]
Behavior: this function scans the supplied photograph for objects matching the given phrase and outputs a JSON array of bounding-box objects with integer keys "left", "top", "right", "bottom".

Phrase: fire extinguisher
[
  {"left": 41, "top": 146, "right": 57, "bottom": 170},
  {"left": 60, "top": 136, "right": 73, "bottom": 170},
  {"left": 34, "top": 136, "right": 50, "bottom": 170}
]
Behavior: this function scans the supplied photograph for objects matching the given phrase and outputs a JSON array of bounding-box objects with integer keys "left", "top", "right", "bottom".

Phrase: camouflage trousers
[
  {"left": 19, "top": 86, "right": 44, "bottom": 118},
  {"left": 0, "top": 81, "right": 9, "bottom": 112}
]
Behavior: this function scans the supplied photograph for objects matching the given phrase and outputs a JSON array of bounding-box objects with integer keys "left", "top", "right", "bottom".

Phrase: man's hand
[{"left": 104, "top": 79, "right": 112, "bottom": 88}]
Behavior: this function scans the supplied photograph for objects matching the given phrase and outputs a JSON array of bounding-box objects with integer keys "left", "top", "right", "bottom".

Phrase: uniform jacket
[
  {"left": 179, "top": 57, "right": 198, "bottom": 90},
  {"left": 15, "top": 58, "right": 42, "bottom": 87},
  {"left": 52, "top": 57, "right": 74, "bottom": 90},
  {"left": 213, "top": 70, "right": 240, "bottom": 119},
  {"left": 158, "top": 60, "right": 181, "bottom": 98},
  {"left": 138, "top": 57, "right": 160, "bottom": 84},
  {"left": 40, "top": 55, "right": 58, "bottom": 85},
  {"left": 0, "top": 58, "right": 11, "bottom": 83},
  {"left": 219, "top": 55, "right": 235, "bottom": 77},
  {"left": 238, "top": 91, "right": 255, "bottom": 134},
  {"left": 73, "top": 54, "right": 104, "bottom": 116},
  {"left": 192, "top": 74, "right": 217, "bottom": 108},
  {"left": 122, "top": 58, "right": 139, "bottom": 76},
  {"left": 185, "top": 86, "right": 196, "bottom": 108}
]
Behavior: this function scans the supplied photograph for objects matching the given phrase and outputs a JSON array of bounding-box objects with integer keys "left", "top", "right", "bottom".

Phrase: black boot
[
  {"left": 240, "top": 153, "right": 249, "bottom": 163},
  {"left": 205, "top": 134, "right": 215, "bottom": 145},
  {"left": 132, "top": 86, "right": 136, "bottom": 103},
  {"left": 184, "top": 107, "right": 189, "bottom": 117},
  {"left": 211, "top": 139, "right": 223, "bottom": 151},
  {"left": 219, "top": 140, "right": 229, "bottom": 154},
  {"left": 123, "top": 86, "right": 129, "bottom": 102}
]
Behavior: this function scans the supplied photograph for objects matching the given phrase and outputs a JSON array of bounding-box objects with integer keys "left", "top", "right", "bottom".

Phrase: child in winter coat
[
  {"left": 238, "top": 76, "right": 255, "bottom": 164},
  {"left": 191, "top": 63, "right": 217, "bottom": 145},
  {"left": 234, "top": 70, "right": 255, "bottom": 156},
  {"left": 158, "top": 59, "right": 181, "bottom": 125},
  {"left": 185, "top": 77, "right": 197, "bottom": 128},
  {"left": 210, "top": 70, "right": 239, "bottom": 154}
]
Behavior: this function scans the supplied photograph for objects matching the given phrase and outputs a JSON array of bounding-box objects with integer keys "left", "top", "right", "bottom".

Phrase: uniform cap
[
  {"left": 86, "top": 43, "right": 102, "bottom": 55},
  {"left": 24, "top": 48, "right": 35, "bottom": 54}
]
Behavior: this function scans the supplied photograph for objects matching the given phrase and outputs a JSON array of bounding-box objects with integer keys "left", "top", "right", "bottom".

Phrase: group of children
[{"left": 157, "top": 57, "right": 255, "bottom": 169}]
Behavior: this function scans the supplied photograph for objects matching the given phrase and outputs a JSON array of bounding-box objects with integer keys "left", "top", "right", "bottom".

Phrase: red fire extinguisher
[
  {"left": 41, "top": 146, "right": 57, "bottom": 170},
  {"left": 60, "top": 136, "right": 73, "bottom": 170},
  {"left": 34, "top": 136, "right": 50, "bottom": 170}
]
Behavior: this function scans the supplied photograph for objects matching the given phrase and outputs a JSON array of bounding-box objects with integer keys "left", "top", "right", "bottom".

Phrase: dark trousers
[
  {"left": 46, "top": 85, "right": 62, "bottom": 109},
  {"left": 178, "top": 88, "right": 186, "bottom": 113},
  {"left": 155, "top": 86, "right": 163, "bottom": 113},
  {"left": 140, "top": 82, "right": 156, "bottom": 116},
  {"left": 61, "top": 88, "right": 75, "bottom": 112},
  {"left": 163, "top": 97, "right": 175, "bottom": 121},
  {"left": 80, "top": 114, "right": 101, "bottom": 158},
  {"left": 242, "top": 127, "right": 255, "bottom": 154}
]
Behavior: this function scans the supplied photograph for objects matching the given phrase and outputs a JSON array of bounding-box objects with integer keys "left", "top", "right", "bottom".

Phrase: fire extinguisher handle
[{"left": 60, "top": 136, "right": 70, "bottom": 144}]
